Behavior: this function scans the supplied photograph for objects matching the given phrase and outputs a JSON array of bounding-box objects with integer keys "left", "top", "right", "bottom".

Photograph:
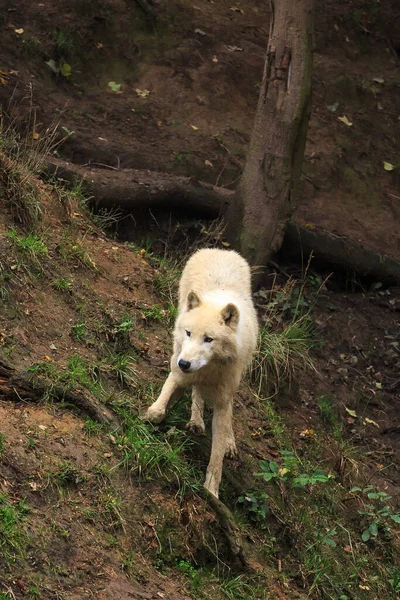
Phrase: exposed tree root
[
  {"left": 45, "top": 158, "right": 400, "bottom": 285},
  {"left": 203, "top": 489, "right": 262, "bottom": 571},
  {"left": 45, "top": 158, "right": 231, "bottom": 218},
  {"left": 284, "top": 222, "right": 400, "bottom": 286},
  {"left": 0, "top": 358, "right": 119, "bottom": 428}
]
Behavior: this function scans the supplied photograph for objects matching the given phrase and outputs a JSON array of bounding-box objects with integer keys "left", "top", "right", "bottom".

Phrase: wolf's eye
[
  {"left": 186, "top": 330, "right": 191, "bottom": 337},
  {"left": 204, "top": 336, "right": 213, "bottom": 343}
]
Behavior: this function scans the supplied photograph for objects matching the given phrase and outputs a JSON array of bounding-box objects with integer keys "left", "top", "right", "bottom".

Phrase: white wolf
[{"left": 145, "top": 248, "right": 259, "bottom": 498}]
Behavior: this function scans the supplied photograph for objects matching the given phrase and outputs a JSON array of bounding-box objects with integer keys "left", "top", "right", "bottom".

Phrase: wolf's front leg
[
  {"left": 204, "top": 396, "right": 233, "bottom": 498},
  {"left": 145, "top": 372, "right": 180, "bottom": 423},
  {"left": 186, "top": 386, "right": 206, "bottom": 434}
]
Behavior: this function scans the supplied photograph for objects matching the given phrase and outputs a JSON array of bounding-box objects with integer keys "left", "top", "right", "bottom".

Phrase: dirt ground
[
  {"left": 0, "top": 1, "right": 400, "bottom": 598},
  {"left": 0, "top": 0, "right": 399, "bottom": 259}
]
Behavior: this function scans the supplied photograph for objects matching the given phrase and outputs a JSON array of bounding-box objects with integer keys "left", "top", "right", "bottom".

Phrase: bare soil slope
[{"left": 0, "top": 0, "right": 399, "bottom": 258}]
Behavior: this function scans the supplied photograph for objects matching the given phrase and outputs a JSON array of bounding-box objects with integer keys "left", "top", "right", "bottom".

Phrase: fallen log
[
  {"left": 45, "top": 158, "right": 230, "bottom": 218},
  {"left": 0, "top": 358, "right": 119, "bottom": 428},
  {"left": 45, "top": 158, "right": 400, "bottom": 285}
]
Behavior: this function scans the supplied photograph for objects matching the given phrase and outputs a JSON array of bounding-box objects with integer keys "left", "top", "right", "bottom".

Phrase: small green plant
[
  {"left": 142, "top": 305, "right": 165, "bottom": 322},
  {"left": 28, "top": 586, "right": 41, "bottom": 598},
  {"left": 53, "top": 29, "right": 75, "bottom": 57},
  {"left": 173, "top": 152, "right": 187, "bottom": 164},
  {"left": 237, "top": 490, "right": 269, "bottom": 522},
  {"left": 100, "top": 491, "right": 126, "bottom": 530},
  {"left": 48, "top": 461, "right": 86, "bottom": 489},
  {"left": 388, "top": 567, "right": 400, "bottom": 593},
  {"left": 122, "top": 550, "right": 135, "bottom": 574},
  {"left": 70, "top": 321, "right": 88, "bottom": 341},
  {"left": 220, "top": 575, "right": 255, "bottom": 600},
  {"left": 115, "top": 319, "right": 134, "bottom": 334},
  {"left": 351, "top": 485, "right": 400, "bottom": 542},
  {"left": 175, "top": 560, "right": 205, "bottom": 594},
  {"left": 0, "top": 432, "right": 5, "bottom": 454},
  {"left": 255, "top": 450, "right": 330, "bottom": 488},
  {"left": 27, "top": 436, "right": 36, "bottom": 450},
  {"left": 58, "top": 230, "right": 96, "bottom": 269},
  {"left": 52, "top": 277, "right": 73, "bottom": 292},
  {"left": 101, "top": 353, "right": 138, "bottom": 387},
  {"left": 83, "top": 418, "right": 103, "bottom": 436}
]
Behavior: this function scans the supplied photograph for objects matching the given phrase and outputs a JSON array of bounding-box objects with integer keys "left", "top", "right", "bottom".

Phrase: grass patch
[
  {"left": 114, "top": 405, "right": 201, "bottom": 495},
  {"left": 58, "top": 228, "right": 96, "bottom": 269},
  {"left": 46, "top": 460, "right": 87, "bottom": 491},
  {"left": 83, "top": 418, "right": 103, "bottom": 437},
  {"left": 251, "top": 315, "right": 315, "bottom": 398},
  {"left": 7, "top": 229, "right": 48, "bottom": 263},
  {"left": 0, "top": 493, "right": 28, "bottom": 564},
  {"left": 0, "top": 98, "right": 63, "bottom": 228},
  {"left": 52, "top": 277, "right": 73, "bottom": 293},
  {"left": 28, "top": 354, "right": 102, "bottom": 399},
  {"left": 101, "top": 352, "right": 138, "bottom": 387}
]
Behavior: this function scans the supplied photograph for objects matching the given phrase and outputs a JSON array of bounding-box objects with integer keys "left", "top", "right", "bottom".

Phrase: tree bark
[{"left": 225, "top": 0, "right": 314, "bottom": 283}]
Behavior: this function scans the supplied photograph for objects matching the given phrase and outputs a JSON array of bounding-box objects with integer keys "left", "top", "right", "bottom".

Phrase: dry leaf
[
  {"left": 338, "top": 115, "right": 353, "bottom": 127},
  {"left": 32, "top": 132, "right": 40, "bottom": 140},
  {"left": 190, "top": 124, "right": 199, "bottom": 131},
  {"left": 204, "top": 159, "right": 213, "bottom": 167},
  {"left": 15, "top": 28, "right": 24, "bottom": 34},
  {"left": 135, "top": 88, "right": 150, "bottom": 98},
  {"left": 194, "top": 28, "right": 207, "bottom": 36},
  {"left": 345, "top": 407, "right": 357, "bottom": 418},
  {"left": 383, "top": 161, "right": 395, "bottom": 171},
  {"left": 212, "top": 55, "right": 218, "bottom": 63},
  {"left": 364, "top": 417, "right": 380, "bottom": 428},
  {"left": 230, "top": 6, "right": 244, "bottom": 13},
  {"left": 343, "top": 545, "right": 351, "bottom": 553},
  {"left": 226, "top": 45, "right": 243, "bottom": 52},
  {"left": 300, "top": 428, "right": 315, "bottom": 438}
]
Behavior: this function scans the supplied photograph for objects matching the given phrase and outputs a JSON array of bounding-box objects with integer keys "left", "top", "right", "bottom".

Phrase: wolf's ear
[
  {"left": 221, "top": 303, "right": 240, "bottom": 328},
  {"left": 187, "top": 291, "right": 201, "bottom": 311}
]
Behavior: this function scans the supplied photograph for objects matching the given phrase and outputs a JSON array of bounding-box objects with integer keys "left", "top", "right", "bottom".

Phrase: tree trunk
[{"left": 225, "top": 0, "right": 314, "bottom": 283}]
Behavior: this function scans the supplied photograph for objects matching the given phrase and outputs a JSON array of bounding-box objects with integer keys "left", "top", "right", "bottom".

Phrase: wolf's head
[{"left": 175, "top": 290, "right": 240, "bottom": 373}]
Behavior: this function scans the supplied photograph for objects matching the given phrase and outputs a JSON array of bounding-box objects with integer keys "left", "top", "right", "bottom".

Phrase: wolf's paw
[
  {"left": 144, "top": 405, "right": 166, "bottom": 424},
  {"left": 225, "top": 438, "right": 238, "bottom": 459},
  {"left": 186, "top": 419, "right": 206, "bottom": 435}
]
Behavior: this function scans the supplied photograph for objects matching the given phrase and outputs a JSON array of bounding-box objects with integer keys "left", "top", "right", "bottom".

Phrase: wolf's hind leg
[{"left": 186, "top": 386, "right": 206, "bottom": 434}]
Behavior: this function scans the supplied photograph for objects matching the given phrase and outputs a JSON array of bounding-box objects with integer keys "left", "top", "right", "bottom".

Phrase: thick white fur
[{"left": 145, "top": 248, "right": 259, "bottom": 498}]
